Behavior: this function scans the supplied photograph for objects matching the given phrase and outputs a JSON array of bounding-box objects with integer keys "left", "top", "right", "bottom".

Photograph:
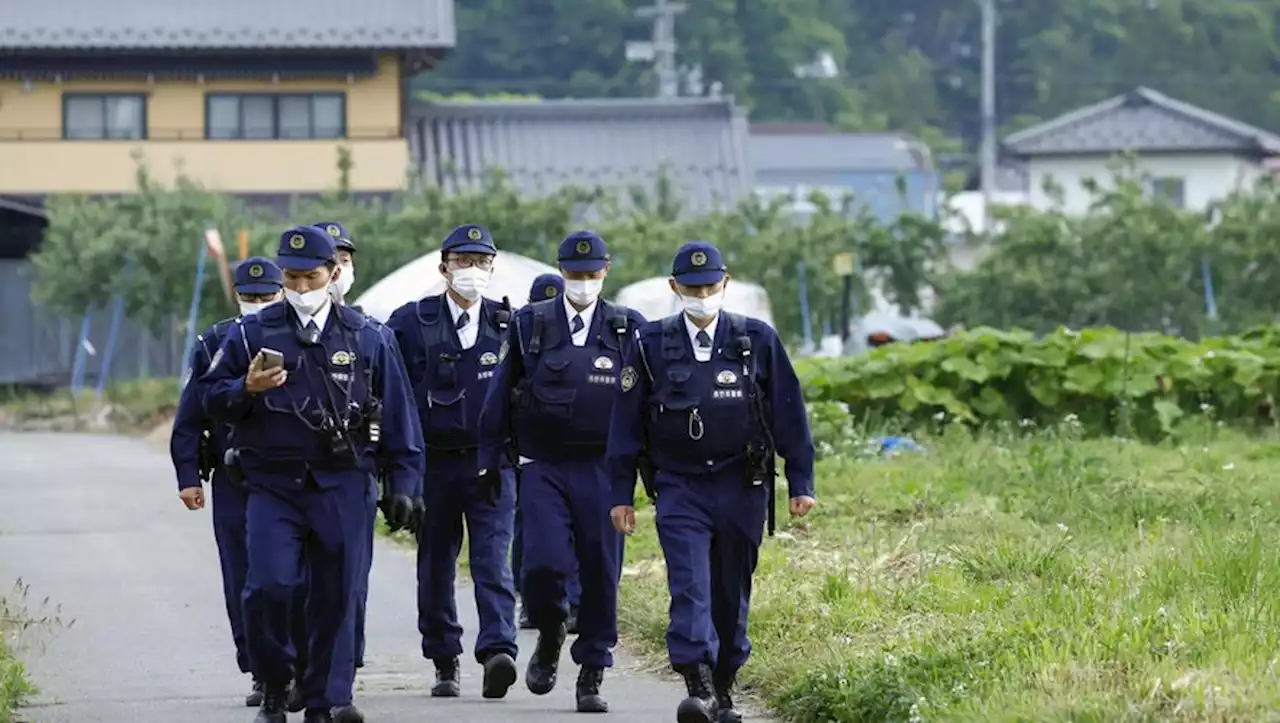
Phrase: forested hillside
[{"left": 418, "top": 0, "right": 1280, "bottom": 175}]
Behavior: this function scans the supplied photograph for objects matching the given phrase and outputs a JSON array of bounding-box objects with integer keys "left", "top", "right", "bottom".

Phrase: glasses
[{"left": 447, "top": 255, "right": 494, "bottom": 270}]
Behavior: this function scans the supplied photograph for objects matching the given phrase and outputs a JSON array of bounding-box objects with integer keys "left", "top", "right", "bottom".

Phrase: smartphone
[{"left": 260, "top": 348, "right": 285, "bottom": 370}]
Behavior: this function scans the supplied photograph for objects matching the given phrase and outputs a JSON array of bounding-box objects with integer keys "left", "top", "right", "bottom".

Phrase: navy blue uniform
[
  {"left": 606, "top": 241, "right": 815, "bottom": 723},
  {"left": 511, "top": 274, "right": 581, "bottom": 627},
  {"left": 386, "top": 294, "right": 518, "bottom": 665},
  {"left": 203, "top": 227, "right": 424, "bottom": 718},
  {"left": 171, "top": 318, "right": 254, "bottom": 673},
  {"left": 479, "top": 231, "right": 644, "bottom": 704}
]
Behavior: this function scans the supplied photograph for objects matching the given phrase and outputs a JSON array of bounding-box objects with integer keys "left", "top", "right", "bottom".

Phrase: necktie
[
  {"left": 695, "top": 330, "right": 712, "bottom": 348},
  {"left": 571, "top": 314, "right": 585, "bottom": 334},
  {"left": 456, "top": 311, "right": 470, "bottom": 329},
  {"left": 305, "top": 321, "right": 319, "bottom": 335}
]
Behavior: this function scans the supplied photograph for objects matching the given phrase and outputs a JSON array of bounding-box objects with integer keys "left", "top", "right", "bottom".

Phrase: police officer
[
  {"left": 312, "top": 220, "right": 388, "bottom": 677},
  {"left": 385, "top": 224, "right": 520, "bottom": 700},
  {"left": 479, "top": 231, "right": 645, "bottom": 713},
  {"left": 170, "top": 256, "right": 284, "bottom": 707},
  {"left": 512, "top": 273, "right": 583, "bottom": 634},
  {"left": 605, "top": 241, "right": 817, "bottom": 723},
  {"left": 203, "top": 225, "right": 424, "bottom": 723}
]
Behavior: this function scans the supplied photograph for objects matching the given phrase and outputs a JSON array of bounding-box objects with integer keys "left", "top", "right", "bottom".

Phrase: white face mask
[
  {"left": 238, "top": 300, "right": 269, "bottom": 317},
  {"left": 681, "top": 290, "right": 725, "bottom": 320},
  {"left": 449, "top": 266, "right": 491, "bottom": 301},
  {"left": 564, "top": 278, "right": 603, "bottom": 306},
  {"left": 332, "top": 264, "right": 354, "bottom": 298},
  {"left": 285, "top": 285, "right": 331, "bottom": 316}
]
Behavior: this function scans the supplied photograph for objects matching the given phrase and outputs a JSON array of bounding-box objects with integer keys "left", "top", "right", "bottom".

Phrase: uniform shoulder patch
[{"left": 620, "top": 366, "right": 638, "bottom": 392}]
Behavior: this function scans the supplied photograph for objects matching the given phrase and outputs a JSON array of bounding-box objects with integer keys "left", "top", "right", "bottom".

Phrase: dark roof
[
  {"left": 1004, "top": 86, "right": 1280, "bottom": 157},
  {"left": 408, "top": 97, "right": 750, "bottom": 215},
  {"left": 749, "top": 131, "right": 930, "bottom": 172},
  {"left": 0, "top": 0, "right": 455, "bottom": 50}
]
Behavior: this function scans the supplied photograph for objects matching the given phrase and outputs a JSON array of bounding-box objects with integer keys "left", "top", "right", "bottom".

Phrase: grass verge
[
  {"left": 0, "top": 634, "right": 32, "bottom": 723},
  {"left": 616, "top": 420, "right": 1280, "bottom": 721},
  {"left": 0, "top": 378, "right": 179, "bottom": 433}
]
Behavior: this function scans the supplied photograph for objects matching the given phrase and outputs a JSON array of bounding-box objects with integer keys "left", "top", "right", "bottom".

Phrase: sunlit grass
[{"left": 618, "top": 421, "right": 1280, "bottom": 721}]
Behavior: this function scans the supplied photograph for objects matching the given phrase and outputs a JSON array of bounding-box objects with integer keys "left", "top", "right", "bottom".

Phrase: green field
[{"left": 615, "top": 422, "right": 1280, "bottom": 721}]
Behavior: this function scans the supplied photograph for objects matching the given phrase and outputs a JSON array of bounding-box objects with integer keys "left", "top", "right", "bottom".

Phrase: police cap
[
  {"left": 442, "top": 224, "right": 497, "bottom": 256},
  {"left": 671, "top": 241, "right": 726, "bottom": 287},
  {"left": 529, "top": 273, "right": 564, "bottom": 303},
  {"left": 276, "top": 225, "right": 337, "bottom": 271},
  {"left": 314, "top": 221, "right": 355, "bottom": 253},
  {"left": 557, "top": 231, "right": 609, "bottom": 273},
  {"left": 233, "top": 256, "right": 283, "bottom": 294}
]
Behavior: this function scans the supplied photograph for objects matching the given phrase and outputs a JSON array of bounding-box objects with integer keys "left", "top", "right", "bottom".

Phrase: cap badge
[
  {"left": 289, "top": 233, "right": 306, "bottom": 249},
  {"left": 467, "top": 227, "right": 483, "bottom": 241},
  {"left": 690, "top": 251, "right": 707, "bottom": 267}
]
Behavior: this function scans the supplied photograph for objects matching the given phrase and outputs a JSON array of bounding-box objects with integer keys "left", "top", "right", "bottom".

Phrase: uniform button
[{"left": 706, "top": 459, "right": 714, "bottom": 466}]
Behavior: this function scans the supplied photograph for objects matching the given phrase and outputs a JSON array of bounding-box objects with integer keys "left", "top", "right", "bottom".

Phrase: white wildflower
[{"left": 1222, "top": 462, "right": 1235, "bottom": 471}]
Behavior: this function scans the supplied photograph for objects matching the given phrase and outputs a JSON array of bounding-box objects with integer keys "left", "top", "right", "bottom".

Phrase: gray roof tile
[
  {"left": 749, "top": 131, "right": 929, "bottom": 172},
  {"left": 0, "top": 0, "right": 455, "bottom": 49},
  {"left": 408, "top": 98, "right": 750, "bottom": 215},
  {"left": 1004, "top": 87, "right": 1280, "bottom": 157}
]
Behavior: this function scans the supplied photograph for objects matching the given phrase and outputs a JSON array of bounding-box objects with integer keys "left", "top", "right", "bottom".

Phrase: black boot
[
  {"left": 566, "top": 604, "right": 580, "bottom": 635},
  {"left": 302, "top": 710, "right": 332, "bottom": 723},
  {"left": 431, "top": 657, "right": 461, "bottom": 697},
  {"left": 253, "top": 685, "right": 288, "bottom": 723},
  {"left": 331, "top": 705, "right": 365, "bottom": 723},
  {"left": 482, "top": 652, "right": 518, "bottom": 699},
  {"left": 286, "top": 680, "right": 305, "bottom": 713},
  {"left": 575, "top": 665, "right": 608, "bottom": 713},
  {"left": 518, "top": 600, "right": 535, "bottom": 630},
  {"left": 714, "top": 670, "right": 742, "bottom": 723},
  {"left": 675, "top": 664, "right": 717, "bottom": 723},
  {"left": 245, "top": 678, "right": 264, "bottom": 707},
  {"left": 525, "top": 622, "right": 567, "bottom": 695}
]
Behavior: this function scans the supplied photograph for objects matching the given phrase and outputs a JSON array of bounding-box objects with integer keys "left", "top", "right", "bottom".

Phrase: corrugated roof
[
  {"left": 0, "top": 0, "right": 455, "bottom": 50},
  {"left": 1004, "top": 86, "right": 1280, "bottom": 157},
  {"left": 408, "top": 97, "right": 751, "bottom": 215},
  {"left": 750, "top": 131, "right": 928, "bottom": 172}
]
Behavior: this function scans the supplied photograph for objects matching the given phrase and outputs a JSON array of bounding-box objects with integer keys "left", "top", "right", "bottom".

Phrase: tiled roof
[
  {"left": 408, "top": 97, "right": 751, "bottom": 215},
  {"left": 0, "top": 0, "right": 455, "bottom": 49},
  {"left": 749, "top": 131, "right": 929, "bottom": 172},
  {"left": 1003, "top": 86, "right": 1280, "bottom": 157}
]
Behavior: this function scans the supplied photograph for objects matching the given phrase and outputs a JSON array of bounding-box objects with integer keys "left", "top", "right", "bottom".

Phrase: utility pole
[
  {"left": 634, "top": 0, "right": 686, "bottom": 98},
  {"left": 979, "top": 0, "right": 997, "bottom": 232}
]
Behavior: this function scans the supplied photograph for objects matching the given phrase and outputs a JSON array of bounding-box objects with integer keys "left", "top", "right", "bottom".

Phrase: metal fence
[{"left": 0, "top": 260, "right": 185, "bottom": 386}]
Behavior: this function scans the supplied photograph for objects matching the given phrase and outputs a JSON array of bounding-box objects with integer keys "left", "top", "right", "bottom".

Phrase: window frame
[
  {"left": 1148, "top": 176, "right": 1186, "bottom": 208},
  {"left": 60, "top": 92, "right": 149, "bottom": 141},
  {"left": 203, "top": 92, "right": 348, "bottom": 140}
]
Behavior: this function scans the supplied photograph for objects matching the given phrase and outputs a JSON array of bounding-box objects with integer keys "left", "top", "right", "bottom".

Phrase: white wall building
[{"left": 1002, "top": 87, "right": 1280, "bottom": 214}]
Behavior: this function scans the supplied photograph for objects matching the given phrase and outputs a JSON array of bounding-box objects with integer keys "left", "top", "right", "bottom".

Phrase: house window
[
  {"left": 1149, "top": 177, "right": 1185, "bottom": 207},
  {"left": 62, "top": 94, "right": 146, "bottom": 140},
  {"left": 205, "top": 94, "right": 346, "bottom": 140}
]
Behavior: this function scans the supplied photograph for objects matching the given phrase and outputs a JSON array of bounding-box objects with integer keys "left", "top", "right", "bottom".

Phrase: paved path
[{"left": 0, "top": 432, "right": 690, "bottom": 722}]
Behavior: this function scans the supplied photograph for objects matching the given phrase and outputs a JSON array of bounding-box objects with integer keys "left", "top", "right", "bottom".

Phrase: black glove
[
  {"left": 409, "top": 497, "right": 427, "bottom": 544},
  {"left": 478, "top": 469, "right": 503, "bottom": 507},
  {"left": 384, "top": 494, "right": 415, "bottom": 532}
]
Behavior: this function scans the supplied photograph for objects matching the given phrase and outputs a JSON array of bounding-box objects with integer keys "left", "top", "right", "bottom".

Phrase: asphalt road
[{"left": 0, "top": 432, "right": 695, "bottom": 722}]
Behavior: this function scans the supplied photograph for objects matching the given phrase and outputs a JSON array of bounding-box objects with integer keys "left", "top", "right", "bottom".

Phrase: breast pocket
[
  {"left": 650, "top": 368, "right": 703, "bottom": 441},
  {"left": 424, "top": 388, "right": 470, "bottom": 447},
  {"left": 524, "top": 358, "right": 576, "bottom": 419}
]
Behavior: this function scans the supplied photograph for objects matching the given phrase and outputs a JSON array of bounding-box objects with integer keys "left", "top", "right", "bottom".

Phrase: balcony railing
[{"left": 0, "top": 127, "right": 403, "bottom": 142}]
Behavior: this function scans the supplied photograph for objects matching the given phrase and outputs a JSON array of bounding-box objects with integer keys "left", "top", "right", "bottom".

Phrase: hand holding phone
[{"left": 246, "top": 348, "right": 287, "bottom": 393}]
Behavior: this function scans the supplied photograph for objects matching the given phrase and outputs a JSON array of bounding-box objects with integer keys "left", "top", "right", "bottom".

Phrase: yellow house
[{"left": 0, "top": 0, "right": 456, "bottom": 200}]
